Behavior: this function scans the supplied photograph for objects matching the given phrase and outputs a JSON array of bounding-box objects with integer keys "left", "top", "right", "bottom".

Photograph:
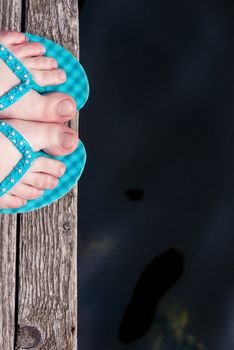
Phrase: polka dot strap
[
  {"left": 0, "top": 120, "right": 38, "bottom": 197},
  {"left": 0, "top": 44, "right": 34, "bottom": 111}
]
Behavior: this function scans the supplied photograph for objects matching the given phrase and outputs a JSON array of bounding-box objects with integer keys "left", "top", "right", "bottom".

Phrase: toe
[
  {"left": 21, "top": 172, "right": 59, "bottom": 190},
  {"left": 41, "top": 123, "right": 78, "bottom": 156},
  {"left": 10, "top": 41, "right": 45, "bottom": 58},
  {"left": 30, "top": 157, "right": 66, "bottom": 177},
  {"left": 30, "top": 68, "right": 66, "bottom": 86},
  {"left": 0, "top": 30, "right": 27, "bottom": 45},
  {"left": 6, "top": 119, "right": 79, "bottom": 156},
  {"left": 0, "top": 89, "right": 77, "bottom": 123},
  {"left": 0, "top": 194, "right": 27, "bottom": 209},
  {"left": 21, "top": 56, "right": 58, "bottom": 70},
  {"left": 42, "top": 124, "right": 78, "bottom": 156},
  {"left": 43, "top": 92, "right": 76, "bottom": 121},
  {"left": 9, "top": 183, "right": 44, "bottom": 200}
]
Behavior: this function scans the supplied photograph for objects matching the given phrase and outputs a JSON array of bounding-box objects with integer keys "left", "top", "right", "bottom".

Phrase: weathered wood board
[
  {"left": 0, "top": 1, "right": 79, "bottom": 349},
  {"left": 0, "top": 2, "right": 22, "bottom": 349}
]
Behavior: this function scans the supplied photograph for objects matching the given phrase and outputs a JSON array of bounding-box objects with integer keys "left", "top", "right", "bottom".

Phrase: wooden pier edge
[{"left": 0, "top": 1, "right": 80, "bottom": 349}]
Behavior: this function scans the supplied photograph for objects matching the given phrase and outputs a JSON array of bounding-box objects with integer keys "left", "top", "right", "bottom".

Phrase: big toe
[
  {"left": 0, "top": 89, "right": 77, "bottom": 123},
  {"left": 43, "top": 92, "right": 77, "bottom": 122},
  {"left": 5, "top": 119, "right": 78, "bottom": 156}
]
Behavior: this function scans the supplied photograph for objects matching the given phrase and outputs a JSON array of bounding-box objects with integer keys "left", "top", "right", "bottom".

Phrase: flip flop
[
  {"left": 0, "top": 33, "right": 89, "bottom": 111},
  {"left": 0, "top": 120, "right": 86, "bottom": 214},
  {"left": 0, "top": 33, "right": 89, "bottom": 214}
]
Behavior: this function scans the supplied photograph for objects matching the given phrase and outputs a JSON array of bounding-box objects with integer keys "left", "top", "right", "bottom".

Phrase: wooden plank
[
  {"left": 17, "top": 1, "right": 79, "bottom": 349},
  {"left": 0, "top": 214, "right": 17, "bottom": 350},
  {"left": 0, "top": 1, "right": 22, "bottom": 349}
]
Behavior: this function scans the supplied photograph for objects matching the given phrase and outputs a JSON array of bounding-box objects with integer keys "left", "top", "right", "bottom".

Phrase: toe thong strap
[
  {"left": 0, "top": 44, "right": 34, "bottom": 111},
  {"left": 0, "top": 120, "right": 36, "bottom": 197}
]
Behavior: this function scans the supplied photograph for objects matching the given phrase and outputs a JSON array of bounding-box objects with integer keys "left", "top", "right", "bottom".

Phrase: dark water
[{"left": 78, "top": 1, "right": 234, "bottom": 349}]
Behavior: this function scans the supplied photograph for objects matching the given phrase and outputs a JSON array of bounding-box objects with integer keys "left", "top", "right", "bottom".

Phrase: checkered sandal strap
[
  {"left": 0, "top": 44, "right": 34, "bottom": 111},
  {"left": 0, "top": 120, "right": 38, "bottom": 197}
]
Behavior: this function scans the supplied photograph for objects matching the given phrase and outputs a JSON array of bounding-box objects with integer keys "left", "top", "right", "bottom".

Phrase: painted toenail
[
  {"left": 59, "top": 70, "right": 66, "bottom": 82},
  {"left": 61, "top": 132, "right": 75, "bottom": 149},
  {"left": 58, "top": 99, "right": 74, "bottom": 116}
]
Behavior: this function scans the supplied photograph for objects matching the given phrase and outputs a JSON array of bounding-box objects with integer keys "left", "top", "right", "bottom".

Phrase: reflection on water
[
  {"left": 149, "top": 302, "right": 206, "bottom": 350},
  {"left": 79, "top": 0, "right": 234, "bottom": 349}
]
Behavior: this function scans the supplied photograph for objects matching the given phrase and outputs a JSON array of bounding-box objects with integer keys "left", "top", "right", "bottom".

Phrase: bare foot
[
  {"left": 0, "top": 30, "right": 77, "bottom": 123},
  {"left": 0, "top": 119, "right": 78, "bottom": 209}
]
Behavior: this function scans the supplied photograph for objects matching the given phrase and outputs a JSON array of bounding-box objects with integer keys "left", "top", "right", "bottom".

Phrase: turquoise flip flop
[{"left": 0, "top": 33, "right": 89, "bottom": 214}]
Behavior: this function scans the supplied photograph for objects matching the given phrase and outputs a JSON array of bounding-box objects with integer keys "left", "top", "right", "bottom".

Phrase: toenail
[
  {"left": 59, "top": 165, "right": 66, "bottom": 176},
  {"left": 51, "top": 178, "right": 58, "bottom": 187},
  {"left": 59, "top": 70, "right": 66, "bottom": 82},
  {"left": 19, "top": 34, "right": 28, "bottom": 42},
  {"left": 61, "top": 132, "right": 75, "bottom": 149},
  {"left": 51, "top": 59, "right": 58, "bottom": 68},
  {"left": 58, "top": 99, "right": 74, "bottom": 117},
  {"left": 40, "top": 45, "right": 46, "bottom": 54}
]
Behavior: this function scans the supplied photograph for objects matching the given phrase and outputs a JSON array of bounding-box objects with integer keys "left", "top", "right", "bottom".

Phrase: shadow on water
[
  {"left": 125, "top": 188, "right": 145, "bottom": 201},
  {"left": 118, "top": 247, "right": 184, "bottom": 344}
]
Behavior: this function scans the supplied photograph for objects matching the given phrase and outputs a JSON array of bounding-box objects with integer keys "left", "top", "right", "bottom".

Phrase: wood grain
[
  {"left": 0, "top": 0, "right": 22, "bottom": 31},
  {"left": 17, "top": 1, "right": 79, "bottom": 349},
  {"left": 0, "top": 1, "right": 22, "bottom": 349}
]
